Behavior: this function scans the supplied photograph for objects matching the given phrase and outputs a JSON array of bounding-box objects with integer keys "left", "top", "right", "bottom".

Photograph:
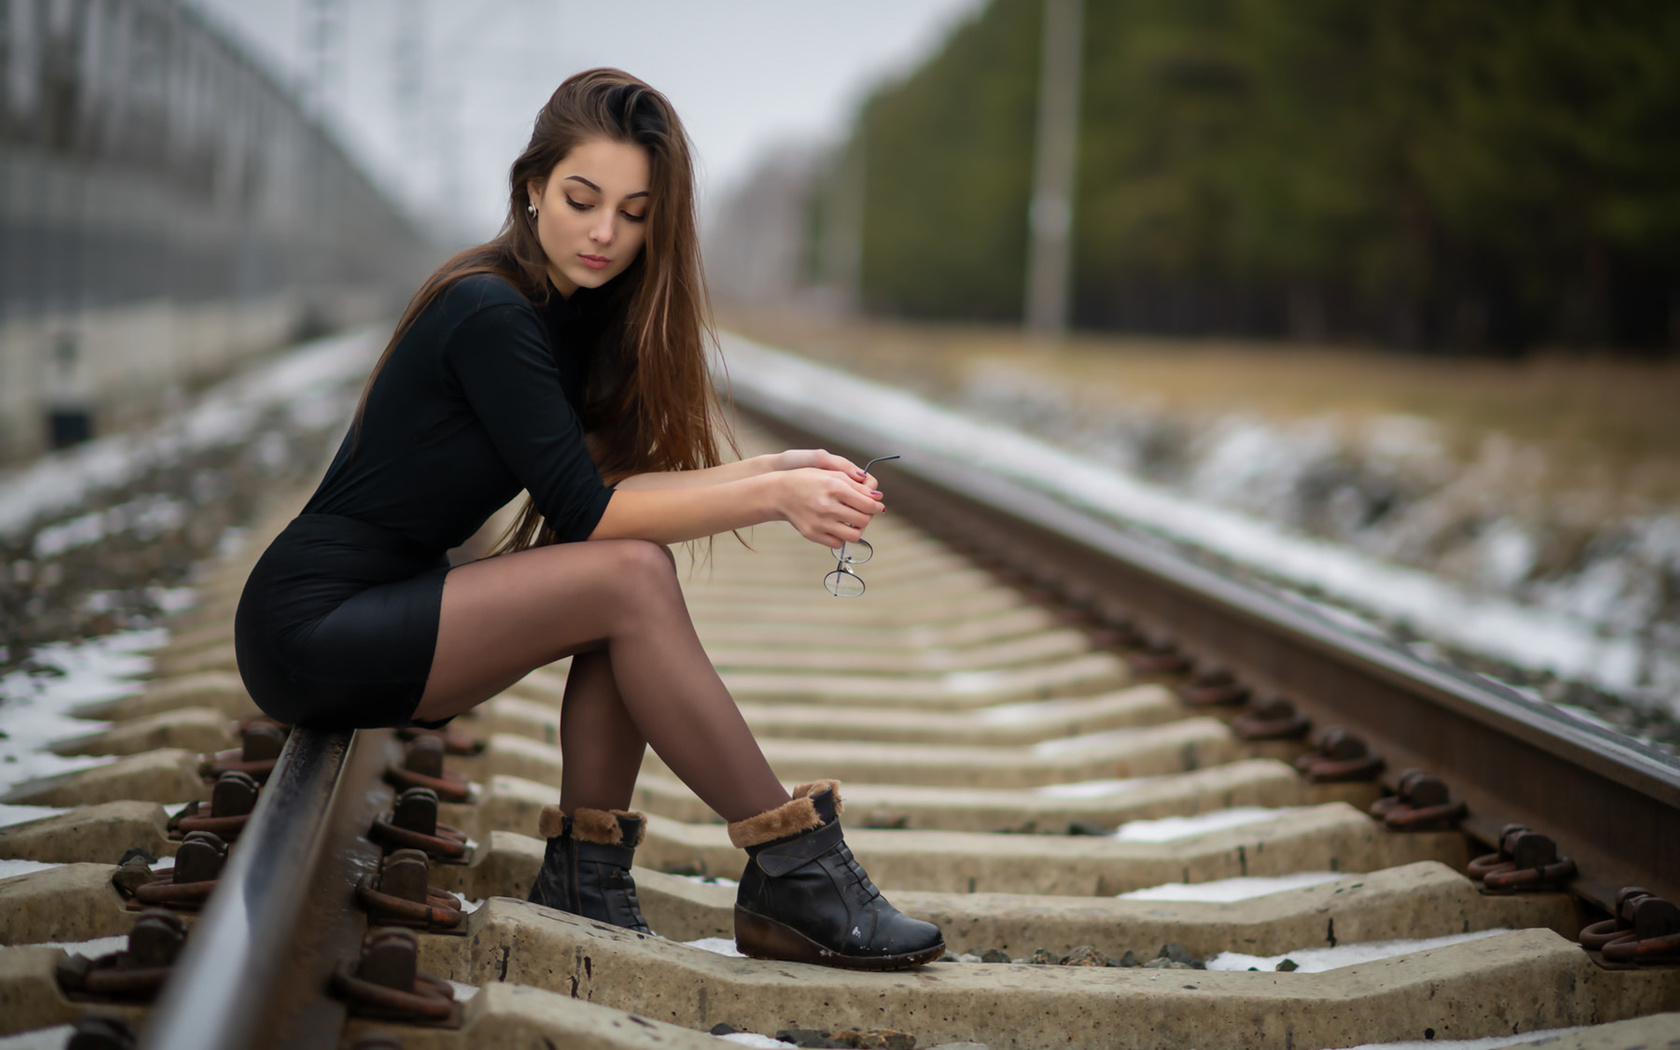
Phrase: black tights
[{"left": 413, "top": 539, "right": 789, "bottom": 822}]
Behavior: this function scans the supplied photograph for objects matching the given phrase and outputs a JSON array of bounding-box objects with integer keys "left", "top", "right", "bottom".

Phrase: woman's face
[{"left": 528, "top": 136, "right": 651, "bottom": 297}]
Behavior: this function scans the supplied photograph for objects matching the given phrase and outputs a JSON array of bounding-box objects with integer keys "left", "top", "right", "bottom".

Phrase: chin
[{"left": 567, "top": 266, "right": 622, "bottom": 290}]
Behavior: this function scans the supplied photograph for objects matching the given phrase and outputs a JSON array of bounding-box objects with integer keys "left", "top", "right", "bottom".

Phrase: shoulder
[
  {"left": 439, "top": 273, "right": 541, "bottom": 322},
  {"left": 432, "top": 275, "right": 552, "bottom": 354}
]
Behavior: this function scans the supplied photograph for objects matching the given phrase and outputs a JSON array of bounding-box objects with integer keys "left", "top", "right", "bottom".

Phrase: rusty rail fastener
[
  {"left": 197, "top": 721, "right": 288, "bottom": 783},
  {"left": 66, "top": 1015, "right": 138, "bottom": 1050},
  {"left": 369, "top": 786, "right": 472, "bottom": 862},
  {"left": 1369, "top": 770, "right": 1468, "bottom": 831},
  {"left": 1087, "top": 615, "right": 1144, "bottom": 652},
  {"left": 1130, "top": 637, "right": 1191, "bottom": 675},
  {"left": 1294, "top": 728, "right": 1385, "bottom": 782},
  {"left": 1579, "top": 887, "right": 1680, "bottom": 965},
  {"left": 169, "top": 769, "right": 261, "bottom": 841},
  {"left": 1231, "top": 696, "right": 1312, "bottom": 741},
  {"left": 112, "top": 831, "right": 226, "bottom": 909},
  {"left": 331, "top": 927, "right": 462, "bottom": 1026},
  {"left": 1468, "top": 824, "right": 1577, "bottom": 893},
  {"left": 56, "top": 909, "right": 186, "bottom": 1002},
  {"left": 385, "top": 735, "right": 472, "bottom": 803},
  {"left": 356, "top": 847, "right": 465, "bottom": 932},
  {"left": 395, "top": 721, "right": 485, "bottom": 756},
  {"left": 1180, "top": 666, "right": 1250, "bottom": 708}
]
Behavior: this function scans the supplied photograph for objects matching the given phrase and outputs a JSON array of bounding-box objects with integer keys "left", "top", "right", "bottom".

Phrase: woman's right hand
[{"left": 773, "top": 467, "right": 884, "bottom": 549}]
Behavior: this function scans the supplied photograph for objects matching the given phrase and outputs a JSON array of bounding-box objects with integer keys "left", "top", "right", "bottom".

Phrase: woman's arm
[
  {"left": 614, "top": 449, "right": 875, "bottom": 492},
  {"left": 589, "top": 465, "right": 883, "bottom": 547}
]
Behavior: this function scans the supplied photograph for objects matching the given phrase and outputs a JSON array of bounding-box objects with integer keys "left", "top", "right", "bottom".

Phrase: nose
[{"left": 589, "top": 212, "right": 615, "bottom": 245}]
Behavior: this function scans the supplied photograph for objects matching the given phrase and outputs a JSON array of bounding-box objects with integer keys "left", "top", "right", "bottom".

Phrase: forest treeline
[{"left": 840, "top": 0, "right": 1680, "bottom": 354}]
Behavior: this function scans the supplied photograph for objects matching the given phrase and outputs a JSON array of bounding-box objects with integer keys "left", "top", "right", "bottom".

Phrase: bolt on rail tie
[
  {"left": 370, "top": 785, "right": 473, "bottom": 862},
  {"left": 1468, "top": 824, "right": 1577, "bottom": 893},
  {"left": 169, "top": 769, "right": 261, "bottom": 841},
  {"left": 1231, "top": 695, "right": 1313, "bottom": 741},
  {"left": 1578, "top": 887, "right": 1680, "bottom": 964},
  {"left": 1369, "top": 769, "right": 1468, "bottom": 832},
  {"left": 384, "top": 735, "right": 473, "bottom": 802},
  {"left": 117, "top": 830, "right": 227, "bottom": 909},
  {"left": 1180, "top": 665, "right": 1250, "bottom": 707},
  {"left": 394, "top": 721, "right": 485, "bottom": 756},
  {"left": 56, "top": 909, "right": 188, "bottom": 1002},
  {"left": 355, "top": 847, "right": 467, "bottom": 932},
  {"left": 1294, "top": 727, "right": 1385, "bottom": 783},
  {"left": 1129, "top": 636, "right": 1192, "bottom": 675},
  {"left": 198, "top": 721, "right": 289, "bottom": 783},
  {"left": 330, "top": 927, "right": 462, "bottom": 1027}
]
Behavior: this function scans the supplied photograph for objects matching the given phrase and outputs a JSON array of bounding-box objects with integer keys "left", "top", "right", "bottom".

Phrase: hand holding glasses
[{"left": 824, "top": 455, "right": 900, "bottom": 598}]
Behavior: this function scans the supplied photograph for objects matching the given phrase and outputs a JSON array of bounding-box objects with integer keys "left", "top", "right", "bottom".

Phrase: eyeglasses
[{"left": 824, "top": 455, "right": 900, "bottom": 598}]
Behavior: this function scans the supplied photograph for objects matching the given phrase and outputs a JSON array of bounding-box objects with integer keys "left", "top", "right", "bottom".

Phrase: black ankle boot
[
  {"left": 729, "top": 781, "right": 944, "bottom": 970},
  {"left": 527, "top": 806, "right": 652, "bottom": 935}
]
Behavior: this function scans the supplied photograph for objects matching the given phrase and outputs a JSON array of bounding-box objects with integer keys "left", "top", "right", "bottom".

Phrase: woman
[{"left": 233, "top": 69, "right": 944, "bottom": 971}]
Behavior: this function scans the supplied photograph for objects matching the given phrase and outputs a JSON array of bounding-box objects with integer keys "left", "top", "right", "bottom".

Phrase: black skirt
[{"left": 234, "top": 514, "right": 451, "bottom": 730}]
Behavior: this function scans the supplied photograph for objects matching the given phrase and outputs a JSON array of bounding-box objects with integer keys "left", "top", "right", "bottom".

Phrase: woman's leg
[
  {"left": 412, "top": 538, "right": 788, "bottom": 822},
  {"left": 556, "top": 647, "right": 646, "bottom": 812}
]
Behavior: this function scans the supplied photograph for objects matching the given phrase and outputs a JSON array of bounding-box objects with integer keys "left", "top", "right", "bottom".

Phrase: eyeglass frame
[{"left": 823, "top": 455, "right": 900, "bottom": 597}]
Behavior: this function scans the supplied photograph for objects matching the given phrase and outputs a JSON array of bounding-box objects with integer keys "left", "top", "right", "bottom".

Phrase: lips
[{"left": 579, "top": 254, "right": 611, "bottom": 271}]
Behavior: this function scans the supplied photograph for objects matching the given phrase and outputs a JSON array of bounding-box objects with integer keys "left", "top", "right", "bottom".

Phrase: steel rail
[
  {"left": 735, "top": 387, "right": 1680, "bottom": 910},
  {"left": 138, "top": 726, "right": 396, "bottom": 1050}
]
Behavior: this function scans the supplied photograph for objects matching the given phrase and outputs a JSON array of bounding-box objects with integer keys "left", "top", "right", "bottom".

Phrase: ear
[{"left": 526, "top": 176, "right": 546, "bottom": 209}]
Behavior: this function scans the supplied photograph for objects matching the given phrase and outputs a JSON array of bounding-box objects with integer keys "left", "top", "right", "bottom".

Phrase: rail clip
[
  {"left": 56, "top": 909, "right": 186, "bottom": 1002},
  {"left": 356, "top": 847, "right": 466, "bottom": 933},
  {"left": 1370, "top": 770, "right": 1468, "bottom": 831},
  {"left": 331, "top": 927, "right": 463, "bottom": 1027},
  {"left": 1468, "top": 824, "right": 1576, "bottom": 893},
  {"left": 1579, "top": 887, "right": 1680, "bottom": 965}
]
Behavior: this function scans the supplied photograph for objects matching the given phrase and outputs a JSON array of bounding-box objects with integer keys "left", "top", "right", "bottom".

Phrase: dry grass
[{"left": 722, "top": 310, "right": 1680, "bottom": 514}]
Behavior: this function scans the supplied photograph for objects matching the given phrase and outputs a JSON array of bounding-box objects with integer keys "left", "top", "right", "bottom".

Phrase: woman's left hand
[{"left": 773, "top": 449, "right": 876, "bottom": 489}]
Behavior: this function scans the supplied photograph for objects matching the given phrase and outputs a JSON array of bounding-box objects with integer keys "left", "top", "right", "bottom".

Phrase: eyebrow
[{"left": 564, "top": 175, "right": 649, "bottom": 200}]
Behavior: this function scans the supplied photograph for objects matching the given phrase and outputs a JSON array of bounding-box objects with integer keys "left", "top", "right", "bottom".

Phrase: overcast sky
[{"left": 187, "top": 0, "right": 982, "bottom": 242}]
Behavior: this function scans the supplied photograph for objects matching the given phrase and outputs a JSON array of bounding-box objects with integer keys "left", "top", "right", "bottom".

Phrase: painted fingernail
[
  {"left": 871, "top": 491, "right": 883, "bottom": 498},
  {"left": 855, "top": 471, "right": 867, "bottom": 479}
]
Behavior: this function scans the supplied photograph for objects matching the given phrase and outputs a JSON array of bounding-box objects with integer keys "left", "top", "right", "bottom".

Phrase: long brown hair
[{"left": 354, "top": 68, "right": 731, "bottom": 553}]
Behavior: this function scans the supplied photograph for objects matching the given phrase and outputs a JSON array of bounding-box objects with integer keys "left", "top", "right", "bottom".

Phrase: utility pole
[{"left": 1023, "top": 0, "right": 1083, "bottom": 337}]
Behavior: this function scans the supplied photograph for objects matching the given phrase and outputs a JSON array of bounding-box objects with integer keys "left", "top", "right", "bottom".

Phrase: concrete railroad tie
[{"left": 2, "top": 426, "right": 1677, "bottom": 1050}]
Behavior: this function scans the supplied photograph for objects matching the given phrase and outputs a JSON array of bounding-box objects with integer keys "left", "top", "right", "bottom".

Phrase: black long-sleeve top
[{"left": 303, "top": 274, "right": 615, "bottom": 551}]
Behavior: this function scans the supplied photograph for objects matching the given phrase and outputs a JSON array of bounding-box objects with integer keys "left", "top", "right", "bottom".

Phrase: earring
[{"left": 527, "top": 202, "right": 537, "bottom": 219}]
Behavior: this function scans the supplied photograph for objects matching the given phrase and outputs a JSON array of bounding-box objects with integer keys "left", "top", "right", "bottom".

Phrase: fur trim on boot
[
  {"left": 727, "top": 781, "right": 845, "bottom": 849},
  {"left": 536, "top": 806, "right": 647, "bottom": 846},
  {"left": 528, "top": 807, "right": 652, "bottom": 934}
]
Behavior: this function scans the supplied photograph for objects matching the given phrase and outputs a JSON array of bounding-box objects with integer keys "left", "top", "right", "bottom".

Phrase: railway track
[{"left": 2, "top": 389, "right": 1678, "bottom": 1048}]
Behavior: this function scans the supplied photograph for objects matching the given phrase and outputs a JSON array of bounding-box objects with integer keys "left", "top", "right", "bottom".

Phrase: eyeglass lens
[{"left": 820, "top": 454, "right": 900, "bottom": 598}]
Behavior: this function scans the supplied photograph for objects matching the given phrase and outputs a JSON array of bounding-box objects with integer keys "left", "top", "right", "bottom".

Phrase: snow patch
[
  {"left": 35, "top": 934, "right": 130, "bottom": 958},
  {"left": 0, "top": 1026, "right": 76, "bottom": 1050},
  {"left": 0, "top": 859, "right": 61, "bottom": 880},
  {"left": 715, "top": 1034, "right": 798, "bottom": 1049},
  {"left": 0, "top": 804, "right": 63, "bottom": 828},
  {"left": 685, "top": 937, "right": 745, "bottom": 957},
  {"left": 1035, "top": 777, "right": 1155, "bottom": 799},
  {"left": 1206, "top": 928, "right": 1508, "bottom": 972},
  {"left": 1118, "top": 872, "right": 1343, "bottom": 902},
  {"left": 1114, "top": 807, "right": 1298, "bottom": 842},
  {"left": 0, "top": 628, "right": 164, "bottom": 796},
  {"left": 1324, "top": 1029, "right": 1584, "bottom": 1050}
]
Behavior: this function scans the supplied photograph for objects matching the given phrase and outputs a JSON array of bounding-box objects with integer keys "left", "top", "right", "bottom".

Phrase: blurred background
[{"left": 1, "top": 0, "right": 1676, "bottom": 740}]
